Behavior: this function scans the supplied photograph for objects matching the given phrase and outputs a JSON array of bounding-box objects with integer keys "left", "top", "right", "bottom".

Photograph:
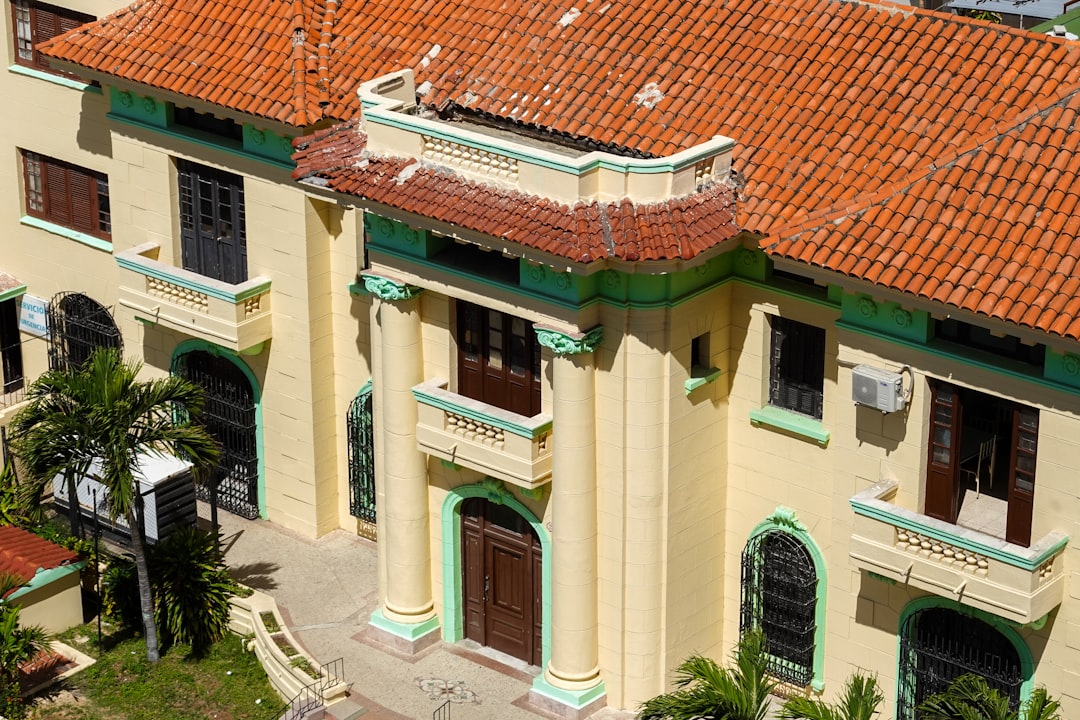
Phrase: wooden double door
[{"left": 462, "top": 498, "right": 542, "bottom": 666}]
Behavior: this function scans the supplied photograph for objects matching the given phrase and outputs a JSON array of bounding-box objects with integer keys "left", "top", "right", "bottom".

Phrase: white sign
[{"left": 18, "top": 294, "right": 49, "bottom": 339}]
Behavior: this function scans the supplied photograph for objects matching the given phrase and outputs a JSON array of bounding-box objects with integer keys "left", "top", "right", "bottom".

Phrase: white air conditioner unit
[{"left": 852, "top": 365, "right": 905, "bottom": 413}]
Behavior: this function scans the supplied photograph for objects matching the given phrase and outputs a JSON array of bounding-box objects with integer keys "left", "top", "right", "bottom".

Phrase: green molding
[
  {"left": 440, "top": 459, "right": 462, "bottom": 471},
  {"left": 849, "top": 495, "right": 1068, "bottom": 572},
  {"left": 347, "top": 281, "right": 366, "bottom": 296},
  {"left": 837, "top": 320, "right": 1080, "bottom": 397},
  {"left": 519, "top": 485, "right": 547, "bottom": 501},
  {"left": 0, "top": 284, "right": 28, "bottom": 303},
  {"left": 364, "top": 214, "right": 444, "bottom": 259},
  {"left": 109, "top": 86, "right": 172, "bottom": 128},
  {"left": 840, "top": 292, "right": 930, "bottom": 343},
  {"left": 411, "top": 384, "right": 551, "bottom": 439},
  {"left": 684, "top": 367, "right": 721, "bottom": 395},
  {"left": 369, "top": 607, "right": 440, "bottom": 640},
  {"left": 242, "top": 124, "right": 295, "bottom": 164},
  {"left": 1043, "top": 349, "right": 1080, "bottom": 390},
  {"left": 534, "top": 325, "right": 603, "bottom": 355},
  {"left": 744, "top": 508, "right": 828, "bottom": 692},
  {"left": 530, "top": 675, "right": 607, "bottom": 708},
  {"left": 6, "top": 560, "right": 86, "bottom": 602},
  {"left": 520, "top": 261, "right": 601, "bottom": 305},
  {"left": 867, "top": 571, "right": 898, "bottom": 586},
  {"left": 115, "top": 253, "right": 270, "bottom": 303},
  {"left": 749, "top": 406, "right": 830, "bottom": 446},
  {"left": 171, "top": 340, "right": 266, "bottom": 518},
  {"left": 8, "top": 64, "right": 99, "bottom": 92},
  {"left": 20, "top": 216, "right": 112, "bottom": 253},
  {"left": 441, "top": 483, "right": 552, "bottom": 669},
  {"left": 733, "top": 247, "right": 770, "bottom": 281},
  {"left": 360, "top": 273, "right": 423, "bottom": 301},
  {"left": 896, "top": 597, "right": 1035, "bottom": 711},
  {"left": 106, "top": 113, "right": 294, "bottom": 170}
]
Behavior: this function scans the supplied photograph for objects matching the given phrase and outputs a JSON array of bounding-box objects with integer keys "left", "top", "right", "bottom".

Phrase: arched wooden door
[{"left": 461, "top": 498, "right": 542, "bottom": 666}]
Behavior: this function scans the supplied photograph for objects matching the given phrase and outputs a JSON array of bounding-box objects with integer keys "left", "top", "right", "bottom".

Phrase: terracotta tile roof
[
  {"left": 0, "top": 526, "right": 78, "bottom": 597},
  {"left": 0, "top": 272, "right": 22, "bottom": 295},
  {"left": 293, "top": 121, "right": 739, "bottom": 263},
  {"left": 39, "top": 0, "right": 1080, "bottom": 338}
]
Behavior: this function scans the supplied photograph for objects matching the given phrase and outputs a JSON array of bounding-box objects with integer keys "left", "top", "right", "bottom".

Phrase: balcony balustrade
[
  {"left": 412, "top": 379, "right": 552, "bottom": 490},
  {"left": 849, "top": 479, "right": 1067, "bottom": 625}
]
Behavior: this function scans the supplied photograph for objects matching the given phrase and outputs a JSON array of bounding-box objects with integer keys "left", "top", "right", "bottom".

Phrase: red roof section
[
  {"left": 0, "top": 526, "right": 78, "bottom": 596},
  {"left": 293, "top": 121, "right": 739, "bottom": 263},
  {"left": 38, "top": 0, "right": 1080, "bottom": 338}
]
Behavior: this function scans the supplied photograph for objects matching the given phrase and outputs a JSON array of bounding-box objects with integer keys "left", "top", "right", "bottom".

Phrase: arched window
[
  {"left": 346, "top": 382, "right": 376, "bottom": 524},
  {"left": 46, "top": 292, "right": 122, "bottom": 371},
  {"left": 897, "top": 606, "right": 1023, "bottom": 720},
  {"left": 740, "top": 529, "right": 817, "bottom": 687}
]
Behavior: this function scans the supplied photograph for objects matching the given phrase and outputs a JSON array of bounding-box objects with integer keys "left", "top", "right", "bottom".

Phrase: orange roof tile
[{"left": 0, "top": 526, "right": 78, "bottom": 596}]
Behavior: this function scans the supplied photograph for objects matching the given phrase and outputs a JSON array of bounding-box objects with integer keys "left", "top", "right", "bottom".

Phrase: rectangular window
[
  {"left": 769, "top": 316, "right": 826, "bottom": 420},
  {"left": 456, "top": 301, "right": 541, "bottom": 417},
  {"left": 10, "top": 0, "right": 94, "bottom": 75},
  {"left": 21, "top": 150, "right": 110, "bottom": 239},
  {"left": 178, "top": 159, "right": 247, "bottom": 284},
  {"left": 0, "top": 299, "right": 23, "bottom": 394}
]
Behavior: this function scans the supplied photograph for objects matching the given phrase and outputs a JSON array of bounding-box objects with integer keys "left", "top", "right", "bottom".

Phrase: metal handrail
[
  {"left": 266, "top": 656, "right": 346, "bottom": 720},
  {"left": 433, "top": 699, "right": 451, "bottom": 720}
]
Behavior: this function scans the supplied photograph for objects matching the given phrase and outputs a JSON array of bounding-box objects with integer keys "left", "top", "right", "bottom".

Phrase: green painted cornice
[
  {"left": 534, "top": 325, "right": 603, "bottom": 355},
  {"left": 0, "top": 284, "right": 27, "bottom": 303},
  {"left": 361, "top": 273, "right": 423, "bottom": 301}
]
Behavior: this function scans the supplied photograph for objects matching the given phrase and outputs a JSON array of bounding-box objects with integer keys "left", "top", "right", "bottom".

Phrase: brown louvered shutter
[
  {"left": 67, "top": 165, "right": 96, "bottom": 234},
  {"left": 31, "top": 3, "right": 56, "bottom": 71},
  {"left": 43, "top": 159, "right": 72, "bottom": 226}
]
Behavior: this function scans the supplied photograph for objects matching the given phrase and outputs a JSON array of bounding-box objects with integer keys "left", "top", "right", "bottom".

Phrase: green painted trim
[
  {"left": 835, "top": 320, "right": 1080, "bottom": 397},
  {"left": 441, "top": 483, "right": 552, "bottom": 669},
  {"left": 732, "top": 247, "right": 771, "bottom": 281},
  {"left": 356, "top": 378, "right": 373, "bottom": 396},
  {"left": 106, "top": 113, "right": 294, "bottom": 170},
  {"left": 744, "top": 507, "right": 828, "bottom": 692},
  {"left": 359, "top": 273, "right": 423, "bottom": 301},
  {"left": 684, "top": 368, "right": 721, "bottom": 395},
  {"left": 749, "top": 406, "right": 830, "bottom": 446},
  {"left": 1043, "top": 349, "right": 1080, "bottom": 390},
  {"left": 8, "top": 64, "right": 98, "bottom": 92},
  {"left": 109, "top": 87, "right": 171, "bottom": 127},
  {"left": 412, "top": 385, "right": 552, "bottom": 439},
  {"left": 530, "top": 675, "right": 607, "bottom": 708},
  {"left": 739, "top": 276, "right": 838, "bottom": 310},
  {"left": 115, "top": 253, "right": 270, "bottom": 303},
  {"left": 0, "top": 284, "right": 28, "bottom": 303},
  {"left": 242, "top": 124, "right": 295, "bottom": 164},
  {"left": 20, "top": 216, "right": 112, "bottom": 253},
  {"left": 849, "top": 496, "right": 1069, "bottom": 572},
  {"left": 534, "top": 325, "right": 603, "bottom": 356},
  {"left": 867, "top": 571, "right": 898, "bottom": 586},
  {"left": 440, "top": 459, "right": 462, "bottom": 471},
  {"left": 896, "top": 597, "right": 1035, "bottom": 712},
  {"left": 519, "top": 485, "right": 546, "bottom": 501},
  {"left": 6, "top": 560, "right": 86, "bottom": 601},
  {"left": 839, "top": 292, "right": 930, "bottom": 344},
  {"left": 365, "top": 108, "right": 728, "bottom": 176},
  {"left": 171, "top": 340, "right": 266, "bottom": 518},
  {"left": 347, "top": 282, "right": 366, "bottom": 296},
  {"left": 369, "top": 607, "right": 440, "bottom": 640}
]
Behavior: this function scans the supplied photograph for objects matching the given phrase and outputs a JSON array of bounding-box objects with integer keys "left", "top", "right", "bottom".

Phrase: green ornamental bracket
[
  {"left": 361, "top": 273, "right": 423, "bottom": 301},
  {"left": 534, "top": 325, "right": 603, "bottom": 355},
  {"left": 480, "top": 477, "right": 513, "bottom": 505}
]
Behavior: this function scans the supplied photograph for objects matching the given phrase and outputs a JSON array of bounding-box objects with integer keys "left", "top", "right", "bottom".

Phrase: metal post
[{"left": 92, "top": 488, "right": 102, "bottom": 649}]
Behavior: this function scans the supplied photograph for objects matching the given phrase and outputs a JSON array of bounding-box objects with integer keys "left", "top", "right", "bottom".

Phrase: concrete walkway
[{"left": 212, "top": 508, "right": 637, "bottom": 720}]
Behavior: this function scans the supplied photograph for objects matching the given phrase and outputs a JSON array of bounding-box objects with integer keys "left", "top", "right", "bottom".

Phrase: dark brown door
[
  {"left": 457, "top": 301, "right": 540, "bottom": 417},
  {"left": 925, "top": 381, "right": 962, "bottom": 523},
  {"left": 0, "top": 300, "right": 23, "bottom": 394},
  {"left": 1005, "top": 406, "right": 1038, "bottom": 547},
  {"left": 462, "top": 498, "right": 542, "bottom": 665}
]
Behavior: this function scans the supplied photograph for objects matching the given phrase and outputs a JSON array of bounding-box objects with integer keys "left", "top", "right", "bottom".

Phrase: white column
[
  {"left": 536, "top": 325, "right": 605, "bottom": 695},
  {"left": 365, "top": 274, "right": 435, "bottom": 626}
]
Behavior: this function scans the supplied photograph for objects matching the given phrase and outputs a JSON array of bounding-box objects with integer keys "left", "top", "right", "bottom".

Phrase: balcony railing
[
  {"left": 412, "top": 379, "right": 552, "bottom": 490},
  {"left": 115, "top": 242, "right": 272, "bottom": 353},
  {"left": 849, "top": 479, "right": 1067, "bottom": 625}
]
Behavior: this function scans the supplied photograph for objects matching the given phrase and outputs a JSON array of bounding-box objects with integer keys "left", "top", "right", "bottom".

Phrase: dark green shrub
[{"left": 102, "top": 558, "right": 141, "bottom": 627}]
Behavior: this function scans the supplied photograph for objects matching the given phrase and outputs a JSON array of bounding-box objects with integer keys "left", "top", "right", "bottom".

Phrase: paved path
[{"left": 212, "top": 508, "right": 637, "bottom": 720}]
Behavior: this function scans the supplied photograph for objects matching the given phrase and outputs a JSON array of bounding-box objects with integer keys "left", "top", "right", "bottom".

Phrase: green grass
[{"left": 27, "top": 630, "right": 280, "bottom": 720}]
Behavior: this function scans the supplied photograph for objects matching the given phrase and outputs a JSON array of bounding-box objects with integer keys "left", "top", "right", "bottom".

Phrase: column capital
[
  {"left": 361, "top": 272, "right": 423, "bottom": 301},
  {"left": 534, "top": 325, "right": 603, "bottom": 356}
]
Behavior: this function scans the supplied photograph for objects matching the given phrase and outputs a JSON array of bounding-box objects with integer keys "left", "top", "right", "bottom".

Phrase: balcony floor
[{"left": 956, "top": 491, "right": 1007, "bottom": 539}]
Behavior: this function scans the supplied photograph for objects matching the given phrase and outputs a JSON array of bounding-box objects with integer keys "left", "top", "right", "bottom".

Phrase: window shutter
[
  {"left": 68, "top": 165, "right": 96, "bottom": 234},
  {"left": 43, "top": 159, "right": 72, "bottom": 226}
]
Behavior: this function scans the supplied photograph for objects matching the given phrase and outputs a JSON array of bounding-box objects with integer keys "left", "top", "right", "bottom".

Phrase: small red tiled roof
[
  {"left": 0, "top": 526, "right": 78, "bottom": 596},
  {"left": 293, "top": 120, "right": 739, "bottom": 263},
  {"left": 0, "top": 272, "right": 22, "bottom": 295}
]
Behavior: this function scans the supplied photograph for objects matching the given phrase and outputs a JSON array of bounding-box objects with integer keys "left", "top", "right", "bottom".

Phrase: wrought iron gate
[
  {"left": 740, "top": 530, "right": 816, "bottom": 687},
  {"left": 47, "top": 292, "right": 122, "bottom": 371},
  {"left": 173, "top": 350, "right": 259, "bottom": 519},
  {"left": 896, "top": 607, "right": 1022, "bottom": 720},
  {"left": 346, "top": 385, "right": 376, "bottom": 524}
]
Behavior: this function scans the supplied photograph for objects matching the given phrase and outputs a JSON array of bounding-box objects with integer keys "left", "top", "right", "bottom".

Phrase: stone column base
[
  {"left": 368, "top": 608, "right": 441, "bottom": 654},
  {"left": 529, "top": 676, "right": 607, "bottom": 720}
]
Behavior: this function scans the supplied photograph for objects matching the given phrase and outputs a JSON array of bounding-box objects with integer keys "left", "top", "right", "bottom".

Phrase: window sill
[
  {"left": 684, "top": 367, "right": 721, "bottom": 395},
  {"left": 8, "top": 64, "right": 100, "bottom": 92},
  {"left": 20, "top": 216, "right": 112, "bottom": 253},
  {"left": 749, "top": 406, "right": 830, "bottom": 446}
]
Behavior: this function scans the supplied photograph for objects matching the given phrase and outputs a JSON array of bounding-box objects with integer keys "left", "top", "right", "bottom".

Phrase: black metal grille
[
  {"left": 740, "top": 530, "right": 816, "bottom": 686},
  {"left": 173, "top": 350, "right": 259, "bottom": 519},
  {"left": 346, "top": 386, "right": 376, "bottom": 524},
  {"left": 769, "top": 316, "right": 825, "bottom": 420},
  {"left": 46, "top": 292, "right": 122, "bottom": 372},
  {"left": 896, "top": 608, "right": 1022, "bottom": 720}
]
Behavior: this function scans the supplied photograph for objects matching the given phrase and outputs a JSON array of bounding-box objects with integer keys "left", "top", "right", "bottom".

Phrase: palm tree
[
  {"left": 638, "top": 630, "right": 775, "bottom": 720},
  {"left": 9, "top": 348, "right": 219, "bottom": 662},
  {"left": 0, "top": 572, "right": 49, "bottom": 718},
  {"left": 918, "top": 674, "right": 1061, "bottom": 720},
  {"left": 779, "top": 673, "right": 883, "bottom": 720}
]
